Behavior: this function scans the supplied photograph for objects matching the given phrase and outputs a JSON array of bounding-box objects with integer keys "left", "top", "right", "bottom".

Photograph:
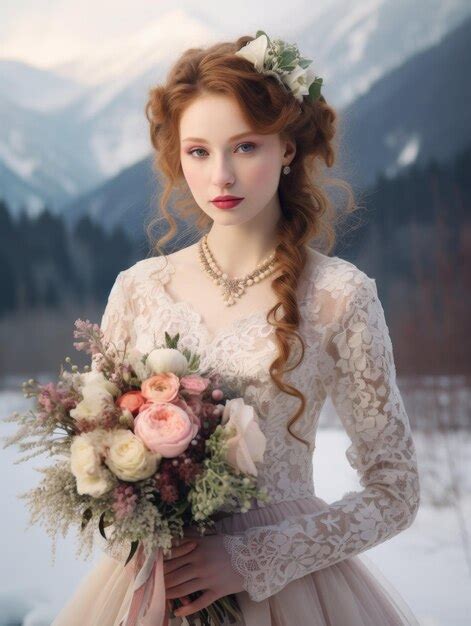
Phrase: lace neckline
[
  {"left": 150, "top": 251, "right": 320, "bottom": 346},
  {"left": 155, "top": 255, "right": 276, "bottom": 346}
]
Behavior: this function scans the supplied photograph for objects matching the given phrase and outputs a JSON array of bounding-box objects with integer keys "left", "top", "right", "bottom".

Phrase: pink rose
[
  {"left": 180, "top": 374, "right": 210, "bottom": 395},
  {"left": 133, "top": 402, "right": 199, "bottom": 457},
  {"left": 141, "top": 373, "right": 180, "bottom": 403},
  {"left": 116, "top": 390, "right": 146, "bottom": 416}
]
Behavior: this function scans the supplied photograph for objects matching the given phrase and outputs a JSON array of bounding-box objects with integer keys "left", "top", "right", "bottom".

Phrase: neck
[{"left": 205, "top": 195, "right": 282, "bottom": 277}]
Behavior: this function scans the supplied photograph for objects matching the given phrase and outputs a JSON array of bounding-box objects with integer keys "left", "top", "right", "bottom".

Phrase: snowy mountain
[
  {"left": 50, "top": 9, "right": 215, "bottom": 88},
  {"left": 62, "top": 155, "right": 160, "bottom": 242},
  {"left": 0, "top": 59, "right": 85, "bottom": 113},
  {"left": 294, "top": 0, "right": 471, "bottom": 107},
  {"left": 0, "top": 9, "right": 218, "bottom": 215},
  {"left": 0, "top": 1, "right": 470, "bottom": 215},
  {"left": 0, "top": 92, "right": 104, "bottom": 214},
  {"left": 61, "top": 15, "right": 471, "bottom": 238},
  {"left": 340, "top": 14, "right": 471, "bottom": 187}
]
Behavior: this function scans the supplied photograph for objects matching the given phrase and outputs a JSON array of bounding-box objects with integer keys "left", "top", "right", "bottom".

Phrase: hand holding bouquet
[{"left": 2, "top": 320, "right": 270, "bottom": 625}]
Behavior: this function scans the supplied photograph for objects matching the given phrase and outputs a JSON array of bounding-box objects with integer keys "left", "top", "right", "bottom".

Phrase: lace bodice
[{"left": 96, "top": 248, "right": 420, "bottom": 603}]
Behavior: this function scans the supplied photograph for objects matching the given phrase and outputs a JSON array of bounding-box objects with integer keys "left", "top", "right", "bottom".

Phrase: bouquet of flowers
[{"left": 2, "top": 319, "right": 270, "bottom": 626}]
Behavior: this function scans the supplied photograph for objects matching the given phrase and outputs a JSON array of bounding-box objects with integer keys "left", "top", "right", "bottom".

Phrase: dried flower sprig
[{"left": 2, "top": 322, "right": 270, "bottom": 625}]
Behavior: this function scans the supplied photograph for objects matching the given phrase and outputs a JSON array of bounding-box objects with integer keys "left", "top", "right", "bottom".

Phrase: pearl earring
[{"left": 283, "top": 165, "right": 291, "bottom": 175}]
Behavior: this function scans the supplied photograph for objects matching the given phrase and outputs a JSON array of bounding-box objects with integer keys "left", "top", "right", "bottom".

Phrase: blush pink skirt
[{"left": 51, "top": 495, "right": 420, "bottom": 625}]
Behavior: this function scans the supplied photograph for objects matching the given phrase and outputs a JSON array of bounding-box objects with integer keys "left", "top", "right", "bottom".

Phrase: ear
[{"left": 282, "top": 137, "right": 296, "bottom": 165}]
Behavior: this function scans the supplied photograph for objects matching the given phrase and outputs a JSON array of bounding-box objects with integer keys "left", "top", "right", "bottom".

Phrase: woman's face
[{"left": 179, "top": 93, "right": 295, "bottom": 225}]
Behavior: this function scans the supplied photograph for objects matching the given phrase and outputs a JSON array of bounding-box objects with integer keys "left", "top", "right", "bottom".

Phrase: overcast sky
[{"left": 0, "top": 0, "right": 335, "bottom": 69}]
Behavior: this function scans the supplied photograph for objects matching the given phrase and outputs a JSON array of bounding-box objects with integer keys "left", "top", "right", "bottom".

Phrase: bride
[{"left": 52, "top": 31, "right": 421, "bottom": 625}]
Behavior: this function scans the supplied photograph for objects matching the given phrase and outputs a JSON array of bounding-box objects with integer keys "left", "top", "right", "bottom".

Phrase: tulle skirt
[{"left": 51, "top": 496, "right": 419, "bottom": 626}]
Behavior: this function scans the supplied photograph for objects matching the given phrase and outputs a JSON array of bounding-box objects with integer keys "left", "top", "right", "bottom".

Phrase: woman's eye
[
  {"left": 236, "top": 142, "right": 256, "bottom": 153},
  {"left": 188, "top": 143, "right": 256, "bottom": 158},
  {"left": 188, "top": 148, "right": 208, "bottom": 158}
]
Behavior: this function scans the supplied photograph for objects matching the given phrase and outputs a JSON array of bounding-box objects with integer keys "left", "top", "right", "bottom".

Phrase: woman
[{"left": 53, "top": 31, "right": 421, "bottom": 625}]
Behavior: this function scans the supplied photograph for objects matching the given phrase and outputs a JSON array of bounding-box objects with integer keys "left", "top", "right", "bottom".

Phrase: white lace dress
[{"left": 52, "top": 249, "right": 421, "bottom": 626}]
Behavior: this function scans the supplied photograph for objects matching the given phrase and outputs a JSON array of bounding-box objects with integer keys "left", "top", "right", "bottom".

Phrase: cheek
[
  {"left": 181, "top": 160, "right": 205, "bottom": 193},
  {"left": 245, "top": 159, "right": 279, "bottom": 189}
]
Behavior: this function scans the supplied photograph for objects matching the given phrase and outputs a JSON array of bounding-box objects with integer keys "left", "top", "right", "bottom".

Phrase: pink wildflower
[{"left": 112, "top": 483, "right": 138, "bottom": 520}]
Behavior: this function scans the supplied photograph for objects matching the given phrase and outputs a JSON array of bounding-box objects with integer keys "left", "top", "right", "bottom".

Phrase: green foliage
[{"left": 188, "top": 425, "right": 270, "bottom": 522}]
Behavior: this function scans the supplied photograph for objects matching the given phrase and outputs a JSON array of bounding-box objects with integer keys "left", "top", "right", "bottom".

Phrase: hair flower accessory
[{"left": 235, "top": 29, "right": 323, "bottom": 103}]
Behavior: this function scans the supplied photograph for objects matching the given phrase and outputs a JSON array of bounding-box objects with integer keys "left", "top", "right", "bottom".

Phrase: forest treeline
[
  {"left": 0, "top": 207, "right": 137, "bottom": 316},
  {"left": 339, "top": 144, "right": 470, "bottom": 375},
  {"left": 0, "top": 143, "right": 469, "bottom": 375}
]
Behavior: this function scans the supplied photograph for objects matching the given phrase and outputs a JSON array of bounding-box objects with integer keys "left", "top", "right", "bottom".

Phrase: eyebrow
[{"left": 182, "top": 131, "right": 257, "bottom": 143}]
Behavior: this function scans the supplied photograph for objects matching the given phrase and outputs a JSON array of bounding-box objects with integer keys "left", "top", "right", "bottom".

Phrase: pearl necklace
[{"left": 197, "top": 233, "right": 279, "bottom": 306}]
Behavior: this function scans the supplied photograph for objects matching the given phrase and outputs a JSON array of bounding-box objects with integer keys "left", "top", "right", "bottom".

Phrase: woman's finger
[
  {"left": 166, "top": 538, "right": 196, "bottom": 557},
  {"left": 163, "top": 541, "right": 198, "bottom": 574},
  {"left": 166, "top": 577, "right": 203, "bottom": 600},
  {"left": 172, "top": 534, "right": 200, "bottom": 549}
]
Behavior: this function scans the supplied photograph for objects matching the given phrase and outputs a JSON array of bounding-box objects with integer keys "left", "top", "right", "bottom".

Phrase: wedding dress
[{"left": 52, "top": 247, "right": 421, "bottom": 625}]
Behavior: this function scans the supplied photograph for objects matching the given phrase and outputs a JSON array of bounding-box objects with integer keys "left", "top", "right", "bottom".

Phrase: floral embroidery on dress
[{"left": 95, "top": 250, "right": 420, "bottom": 602}]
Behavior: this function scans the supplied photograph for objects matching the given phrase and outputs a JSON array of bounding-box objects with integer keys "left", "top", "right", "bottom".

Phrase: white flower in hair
[
  {"left": 284, "top": 64, "right": 317, "bottom": 101},
  {"left": 235, "top": 32, "right": 269, "bottom": 72},
  {"left": 235, "top": 30, "right": 323, "bottom": 103}
]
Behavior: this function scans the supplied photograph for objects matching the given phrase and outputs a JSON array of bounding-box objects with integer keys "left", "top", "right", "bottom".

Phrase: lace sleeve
[
  {"left": 221, "top": 271, "right": 421, "bottom": 602},
  {"left": 90, "top": 270, "right": 134, "bottom": 372}
]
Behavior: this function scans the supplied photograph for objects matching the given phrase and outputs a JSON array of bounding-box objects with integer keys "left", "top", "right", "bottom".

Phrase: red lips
[
  {"left": 211, "top": 195, "right": 244, "bottom": 201},
  {"left": 211, "top": 197, "right": 244, "bottom": 209}
]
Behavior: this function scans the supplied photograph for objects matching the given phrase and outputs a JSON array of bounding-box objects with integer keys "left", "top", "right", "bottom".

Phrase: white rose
[
  {"left": 221, "top": 398, "right": 266, "bottom": 476},
  {"left": 70, "top": 386, "right": 114, "bottom": 423},
  {"left": 146, "top": 348, "right": 188, "bottom": 377},
  {"left": 75, "top": 470, "right": 115, "bottom": 497},
  {"left": 80, "top": 370, "right": 120, "bottom": 397},
  {"left": 127, "top": 347, "right": 150, "bottom": 380},
  {"left": 105, "top": 429, "right": 161, "bottom": 482},
  {"left": 283, "top": 64, "right": 311, "bottom": 102},
  {"left": 234, "top": 33, "right": 269, "bottom": 72},
  {"left": 70, "top": 432, "right": 116, "bottom": 497}
]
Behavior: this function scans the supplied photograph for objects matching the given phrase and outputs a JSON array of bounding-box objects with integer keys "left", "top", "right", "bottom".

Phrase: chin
[{"left": 214, "top": 210, "right": 256, "bottom": 224}]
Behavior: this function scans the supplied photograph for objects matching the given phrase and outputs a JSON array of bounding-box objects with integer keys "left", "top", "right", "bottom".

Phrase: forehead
[{"left": 179, "top": 93, "right": 253, "bottom": 140}]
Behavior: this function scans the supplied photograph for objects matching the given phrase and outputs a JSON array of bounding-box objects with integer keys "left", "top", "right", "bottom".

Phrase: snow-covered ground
[{"left": 0, "top": 389, "right": 469, "bottom": 625}]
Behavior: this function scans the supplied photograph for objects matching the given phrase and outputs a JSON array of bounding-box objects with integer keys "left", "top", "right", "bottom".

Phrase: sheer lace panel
[
  {"left": 90, "top": 270, "right": 135, "bottom": 373},
  {"left": 221, "top": 271, "right": 420, "bottom": 602},
  {"left": 90, "top": 253, "right": 420, "bottom": 584}
]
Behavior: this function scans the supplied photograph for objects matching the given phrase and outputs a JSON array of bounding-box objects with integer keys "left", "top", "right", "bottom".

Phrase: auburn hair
[{"left": 144, "top": 35, "right": 358, "bottom": 449}]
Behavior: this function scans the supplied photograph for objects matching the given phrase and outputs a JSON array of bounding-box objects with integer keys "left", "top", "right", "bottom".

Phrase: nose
[{"left": 211, "top": 154, "right": 235, "bottom": 188}]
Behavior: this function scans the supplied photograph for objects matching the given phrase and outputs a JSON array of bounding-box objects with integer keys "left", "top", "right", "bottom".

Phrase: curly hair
[{"left": 144, "top": 35, "right": 358, "bottom": 449}]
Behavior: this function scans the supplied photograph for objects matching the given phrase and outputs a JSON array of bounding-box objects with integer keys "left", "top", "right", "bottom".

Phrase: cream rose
[
  {"left": 146, "top": 348, "right": 188, "bottom": 377},
  {"left": 221, "top": 398, "right": 267, "bottom": 476},
  {"left": 70, "top": 431, "right": 116, "bottom": 497},
  {"left": 104, "top": 429, "right": 161, "bottom": 482},
  {"left": 70, "top": 386, "right": 114, "bottom": 424},
  {"left": 80, "top": 370, "right": 120, "bottom": 397},
  {"left": 70, "top": 370, "right": 120, "bottom": 424}
]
